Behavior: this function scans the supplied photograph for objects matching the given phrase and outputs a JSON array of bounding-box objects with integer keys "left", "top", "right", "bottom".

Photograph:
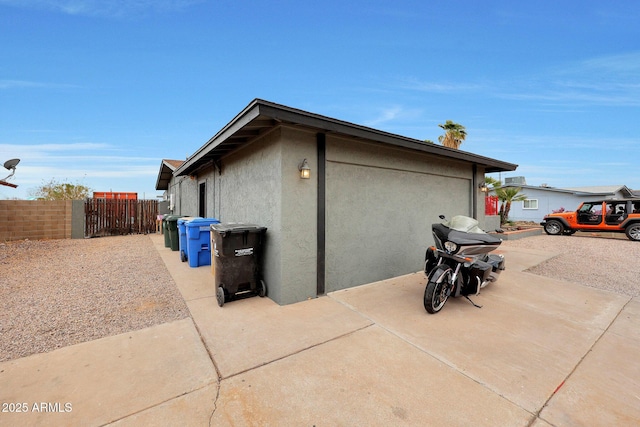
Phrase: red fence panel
[{"left": 485, "top": 195, "right": 499, "bottom": 216}]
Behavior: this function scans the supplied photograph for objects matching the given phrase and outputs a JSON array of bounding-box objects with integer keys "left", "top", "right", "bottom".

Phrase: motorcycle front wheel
[{"left": 424, "top": 267, "right": 453, "bottom": 314}]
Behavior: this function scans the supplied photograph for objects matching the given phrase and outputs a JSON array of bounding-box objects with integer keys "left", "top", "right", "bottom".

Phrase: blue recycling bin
[
  {"left": 186, "top": 218, "right": 220, "bottom": 267},
  {"left": 178, "top": 217, "right": 201, "bottom": 262}
]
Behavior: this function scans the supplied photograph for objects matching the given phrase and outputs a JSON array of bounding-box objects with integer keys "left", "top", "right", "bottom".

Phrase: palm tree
[
  {"left": 438, "top": 120, "right": 467, "bottom": 149},
  {"left": 484, "top": 176, "right": 501, "bottom": 191},
  {"left": 495, "top": 186, "right": 528, "bottom": 224}
]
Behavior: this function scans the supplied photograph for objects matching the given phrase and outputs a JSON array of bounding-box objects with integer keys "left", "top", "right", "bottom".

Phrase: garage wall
[
  {"left": 278, "top": 127, "right": 318, "bottom": 304},
  {"left": 215, "top": 125, "right": 318, "bottom": 305},
  {"left": 167, "top": 125, "right": 493, "bottom": 305},
  {"left": 217, "top": 128, "right": 284, "bottom": 303},
  {"left": 167, "top": 126, "right": 319, "bottom": 305},
  {"left": 325, "top": 136, "right": 472, "bottom": 292}
]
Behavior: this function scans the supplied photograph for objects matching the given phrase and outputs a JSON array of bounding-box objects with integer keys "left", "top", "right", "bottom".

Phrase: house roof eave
[
  {"left": 501, "top": 183, "right": 633, "bottom": 197},
  {"left": 155, "top": 159, "right": 183, "bottom": 191},
  {"left": 175, "top": 99, "right": 518, "bottom": 177}
]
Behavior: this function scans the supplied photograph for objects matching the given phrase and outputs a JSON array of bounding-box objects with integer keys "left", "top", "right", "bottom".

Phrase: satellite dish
[
  {"left": 4, "top": 158, "right": 20, "bottom": 170},
  {"left": 1, "top": 158, "right": 20, "bottom": 187}
]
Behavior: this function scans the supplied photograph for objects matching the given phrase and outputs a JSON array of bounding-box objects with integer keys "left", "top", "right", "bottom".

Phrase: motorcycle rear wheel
[{"left": 424, "top": 268, "right": 453, "bottom": 314}]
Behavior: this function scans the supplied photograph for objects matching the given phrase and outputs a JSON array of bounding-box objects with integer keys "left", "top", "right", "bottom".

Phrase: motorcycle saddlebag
[
  {"left": 486, "top": 254, "right": 505, "bottom": 272},
  {"left": 424, "top": 246, "right": 439, "bottom": 274},
  {"left": 462, "top": 260, "right": 492, "bottom": 295}
]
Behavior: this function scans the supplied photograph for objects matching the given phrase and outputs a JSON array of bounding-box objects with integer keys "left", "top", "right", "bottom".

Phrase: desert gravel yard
[
  {"left": 501, "top": 233, "right": 640, "bottom": 297},
  {"left": 0, "top": 235, "right": 189, "bottom": 362},
  {"left": 1, "top": 232, "right": 639, "bottom": 363}
]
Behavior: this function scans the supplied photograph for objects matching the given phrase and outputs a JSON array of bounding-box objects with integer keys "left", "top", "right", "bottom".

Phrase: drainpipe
[
  {"left": 317, "top": 133, "right": 326, "bottom": 295},
  {"left": 472, "top": 164, "right": 478, "bottom": 219}
]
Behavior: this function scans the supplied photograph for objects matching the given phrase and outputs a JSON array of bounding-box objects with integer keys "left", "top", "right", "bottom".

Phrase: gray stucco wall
[
  {"left": 324, "top": 136, "right": 473, "bottom": 292},
  {"left": 278, "top": 128, "right": 318, "bottom": 304},
  {"left": 168, "top": 125, "right": 493, "bottom": 305},
  {"left": 484, "top": 215, "right": 501, "bottom": 231},
  {"left": 71, "top": 200, "right": 85, "bottom": 239},
  {"left": 168, "top": 175, "right": 199, "bottom": 216},
  {"left": 168, "top": 126, "right": 318, "bottom": 306},
  {"left": 217, "top": 127, "right": 285, "bottom": 304},
  {"left": 214, "top": 125, "right": 319, "bottom": 305}
]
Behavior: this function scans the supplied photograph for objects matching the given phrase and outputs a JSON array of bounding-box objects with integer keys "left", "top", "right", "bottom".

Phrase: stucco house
[
  {"left": 500, "top": 180, "right": 637, "bottom": 223},
  {"left": 156, "top": 159, "right": 185, "bottom": 215},
  {"left": 156, "top": 99, "right": 517, "bottom": 305}
]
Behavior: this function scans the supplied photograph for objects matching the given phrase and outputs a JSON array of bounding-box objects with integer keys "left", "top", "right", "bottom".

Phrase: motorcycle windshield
[
  {"left": 442, "top": 215, "right": 502, "bottom": 245},
  {"left": 444, "top": 215, "right": 486, "bottom": 234}
]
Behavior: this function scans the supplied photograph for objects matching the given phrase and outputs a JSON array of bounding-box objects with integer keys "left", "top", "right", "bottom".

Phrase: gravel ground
[
  {"left": 0, "top": 235, "right": 189, "bottom": 363},
  {"left": 1, "top": 232, "right": 638, "bottom": 363},
  {"left": 501, "top": 233, "right": 640, "bottom": 297}
]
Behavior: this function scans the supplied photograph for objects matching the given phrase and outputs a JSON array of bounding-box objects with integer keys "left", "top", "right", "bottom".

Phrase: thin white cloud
[
  {"left": 0, "top": 80, "right": 79, "bottom": 90},
  {"left": 396, "top": 77, "right": 485, "bottom": 93},
  {"left": 500, "top": 85, "right": 640, "bottom": 107},
  {"left": 2, "top": 142, "right": 163, "bottom": 198},
  {"left": 0, "top": 0, "right": 204, "bottom": 17},
  {"left": 360, "top": 105, "right": 425, "bottom": 133},
  {"left": 392, "top": 52, "right": 640, "bottom": 108},
  {"left": 18, "top": 164, "right": 156, "bottom": 179},
  {"left": 2, "top": 142, "right": 110, "bottom": 151},
  {"left": 0, "top": 80, "right": 46, "bottom": 89},
  {"left": 364, "top": 106, "right": 403, "bottom": 127},
  {"left": 1, "top": 142, "right": 159, "bottom": 180},
  {"left": 579, "top": 52, "right": 640, "bottom": 74},
  {"left": 497, "top": 51, "right": 640, "bottom": 107}
]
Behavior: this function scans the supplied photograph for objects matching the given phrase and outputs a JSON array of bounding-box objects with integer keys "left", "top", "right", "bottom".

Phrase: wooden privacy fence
[{"left": 85, "top": 198, "right": 158, "bottom": 238}]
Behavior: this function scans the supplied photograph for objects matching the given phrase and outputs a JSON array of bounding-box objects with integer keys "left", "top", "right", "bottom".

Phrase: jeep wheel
[
  {"left": 625, "top": 224, "right": 640, "bottom": 241},
  {"left": 544, "top": 220, "right": 565, "bottom": 236}
]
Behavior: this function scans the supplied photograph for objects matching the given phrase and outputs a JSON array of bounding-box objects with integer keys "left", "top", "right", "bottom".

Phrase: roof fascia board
[
  {"left": 502, "top": 184, "right": 615, "bottom": 196},
  {"left": 175, "top": 101, "right": 262, "bottom": 176},
  {"left": 257, "top": 101, "right": 517, "bottom": 172},
  {"left": 176, "top": 98, "right": 517, "bottom": 175},
  {"left": 155, "top": 160, "right": 175, "bottom": 190}
]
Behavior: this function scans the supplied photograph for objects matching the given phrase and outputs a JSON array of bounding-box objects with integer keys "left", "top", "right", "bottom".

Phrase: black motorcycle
[{"left": 423, "top": 215, "right": 505, "bottom": 314}]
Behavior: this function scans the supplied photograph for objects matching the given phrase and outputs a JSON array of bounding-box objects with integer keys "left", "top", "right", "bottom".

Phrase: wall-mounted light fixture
[
  {"left": 299, "top": 158, "right": 311, "bottom": 179},
  {"left": 479, "top": 182, "right": 490, "bottom": 193}
]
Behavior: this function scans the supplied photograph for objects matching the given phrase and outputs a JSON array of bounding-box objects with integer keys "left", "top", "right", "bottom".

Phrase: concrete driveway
[{"left": 1, "top": 235, "right": 638, "bottom": 426}]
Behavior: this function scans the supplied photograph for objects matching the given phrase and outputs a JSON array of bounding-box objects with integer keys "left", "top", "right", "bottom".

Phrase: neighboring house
[
  {"left": 156, "top": 159, "right": 185, "bottom": 214},
  {"left": 156, "top": 99, "right": 517, "bottom": 305},
  {"left": 500, "top": 181, "right": 636, "bottom": 223}
]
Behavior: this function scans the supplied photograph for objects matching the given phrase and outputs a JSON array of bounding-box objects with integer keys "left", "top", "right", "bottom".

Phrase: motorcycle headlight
[{"left": 444, "top": 241, "right": 458, "bottom": 253}]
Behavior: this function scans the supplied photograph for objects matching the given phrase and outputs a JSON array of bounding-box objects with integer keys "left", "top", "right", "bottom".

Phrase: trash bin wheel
[
  {"left": 216, "top": 286, "right": 225, "bottom": 307},
  {"left": 180, "top": 250, "right": 187, "bottom": 262},
  {"left": 258, "top": 279, "right": 267, "bottom": 298}
]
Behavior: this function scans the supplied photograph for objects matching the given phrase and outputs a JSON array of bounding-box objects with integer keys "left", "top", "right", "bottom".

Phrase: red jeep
[{"left": 540, "top": 199, "right": 640, "bottom": 241}]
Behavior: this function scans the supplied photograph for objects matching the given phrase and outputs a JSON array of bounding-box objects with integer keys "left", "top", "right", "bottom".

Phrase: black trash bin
[
  {"left": 210, "top": 223, "right": 267, "bottom": 307},
  {"left": 162, "top": 214, "right": 171, "bottom": 248},
  {"left": 166, "top": 215, "right": 184, "bottom": 252}
]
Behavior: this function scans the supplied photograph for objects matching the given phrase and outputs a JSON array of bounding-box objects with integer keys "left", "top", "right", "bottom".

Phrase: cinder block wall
[{"left": 0, "top": 200, "right": 76, "bottom": 241}]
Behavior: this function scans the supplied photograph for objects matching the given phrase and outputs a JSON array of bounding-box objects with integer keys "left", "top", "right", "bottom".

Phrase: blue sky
[{"left": 1, "top": 0, "right": 639, "bottom": 200}]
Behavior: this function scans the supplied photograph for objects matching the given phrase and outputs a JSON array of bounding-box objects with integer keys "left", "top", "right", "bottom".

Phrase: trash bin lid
[
  {"left": 210, "top": 223, "right": 266, "bottom": 234},
  {"left": 186, "top": 217, "right": 220, "bottom": 227},
  {"left": 178, "top": 216, "right": 201, "bottom": 225}
]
